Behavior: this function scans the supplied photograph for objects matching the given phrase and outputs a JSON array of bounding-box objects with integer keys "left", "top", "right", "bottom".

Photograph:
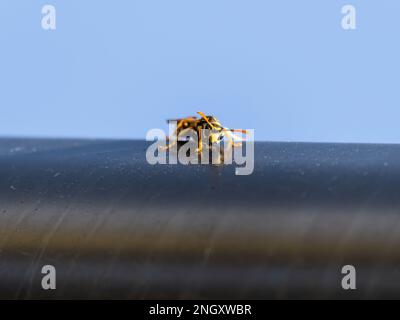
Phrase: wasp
[{"left": 161, "top": 111, "right": 247, "bottom": 153}]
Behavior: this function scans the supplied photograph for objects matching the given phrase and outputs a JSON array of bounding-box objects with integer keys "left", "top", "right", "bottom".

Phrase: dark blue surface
[{"left": 0, "top": 138, "right": 400, "bottom": 298}]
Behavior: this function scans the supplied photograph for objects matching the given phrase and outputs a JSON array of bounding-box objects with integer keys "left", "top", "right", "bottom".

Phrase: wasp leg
[
  {"left": 224, "top": 131, "right": 243, "bottom": 148},
  {"left": 159, "top": 119, "right": 186, "bottom": 151},
  {"left": 161, "top": 127, "right": 196, "bottom": 151},
  {"left": 225, "top": 131, "right": 234, "bottom": 150},
  {"left": 196, "top": 133, "right": 203, "bottom": 153},
  {"left": 159, "top": 137, "right": 177, "bottom": 151}
]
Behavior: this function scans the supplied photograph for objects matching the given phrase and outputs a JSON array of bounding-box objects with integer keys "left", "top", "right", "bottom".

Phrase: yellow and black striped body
[{"left": 165, "top": 111, "right": 246, "bottom": 153}]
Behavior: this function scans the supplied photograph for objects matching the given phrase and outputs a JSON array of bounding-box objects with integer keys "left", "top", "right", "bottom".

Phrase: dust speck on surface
[{"left": 10, "top": 147, "right": 23, "bottom": 153}]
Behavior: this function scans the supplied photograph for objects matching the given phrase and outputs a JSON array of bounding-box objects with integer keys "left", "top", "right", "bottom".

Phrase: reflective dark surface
[{"left": 1, "top": 138, "right": 400, "bottom": 299}]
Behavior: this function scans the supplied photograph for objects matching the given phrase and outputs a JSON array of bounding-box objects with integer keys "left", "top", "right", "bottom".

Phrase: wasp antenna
[
  {"left": 226, "top": 130, "right": 246, "bottom": 142},
  {"left": 197, "top": 111, "right": 215, "bottom": 129},
  {"left": 234, "top": 129, "right": 248, "bottom": 134},
  {"left": 223, "top": 129, "right": 247, "bottom": 134}
]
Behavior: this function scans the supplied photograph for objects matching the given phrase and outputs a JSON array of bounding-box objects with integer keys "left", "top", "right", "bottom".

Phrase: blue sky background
[{"left": 0, "top": 1, "right": 399, "bottom": 143}]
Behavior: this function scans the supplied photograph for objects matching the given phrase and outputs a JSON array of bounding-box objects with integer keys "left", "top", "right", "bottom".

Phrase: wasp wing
[{"left": 166, "top": 116, "right": 198, "bottom": 123}]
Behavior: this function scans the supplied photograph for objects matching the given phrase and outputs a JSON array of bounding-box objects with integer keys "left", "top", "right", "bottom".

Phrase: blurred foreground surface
[{"left": 1, "top": 138, "right": 400, "bottom": 299}]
